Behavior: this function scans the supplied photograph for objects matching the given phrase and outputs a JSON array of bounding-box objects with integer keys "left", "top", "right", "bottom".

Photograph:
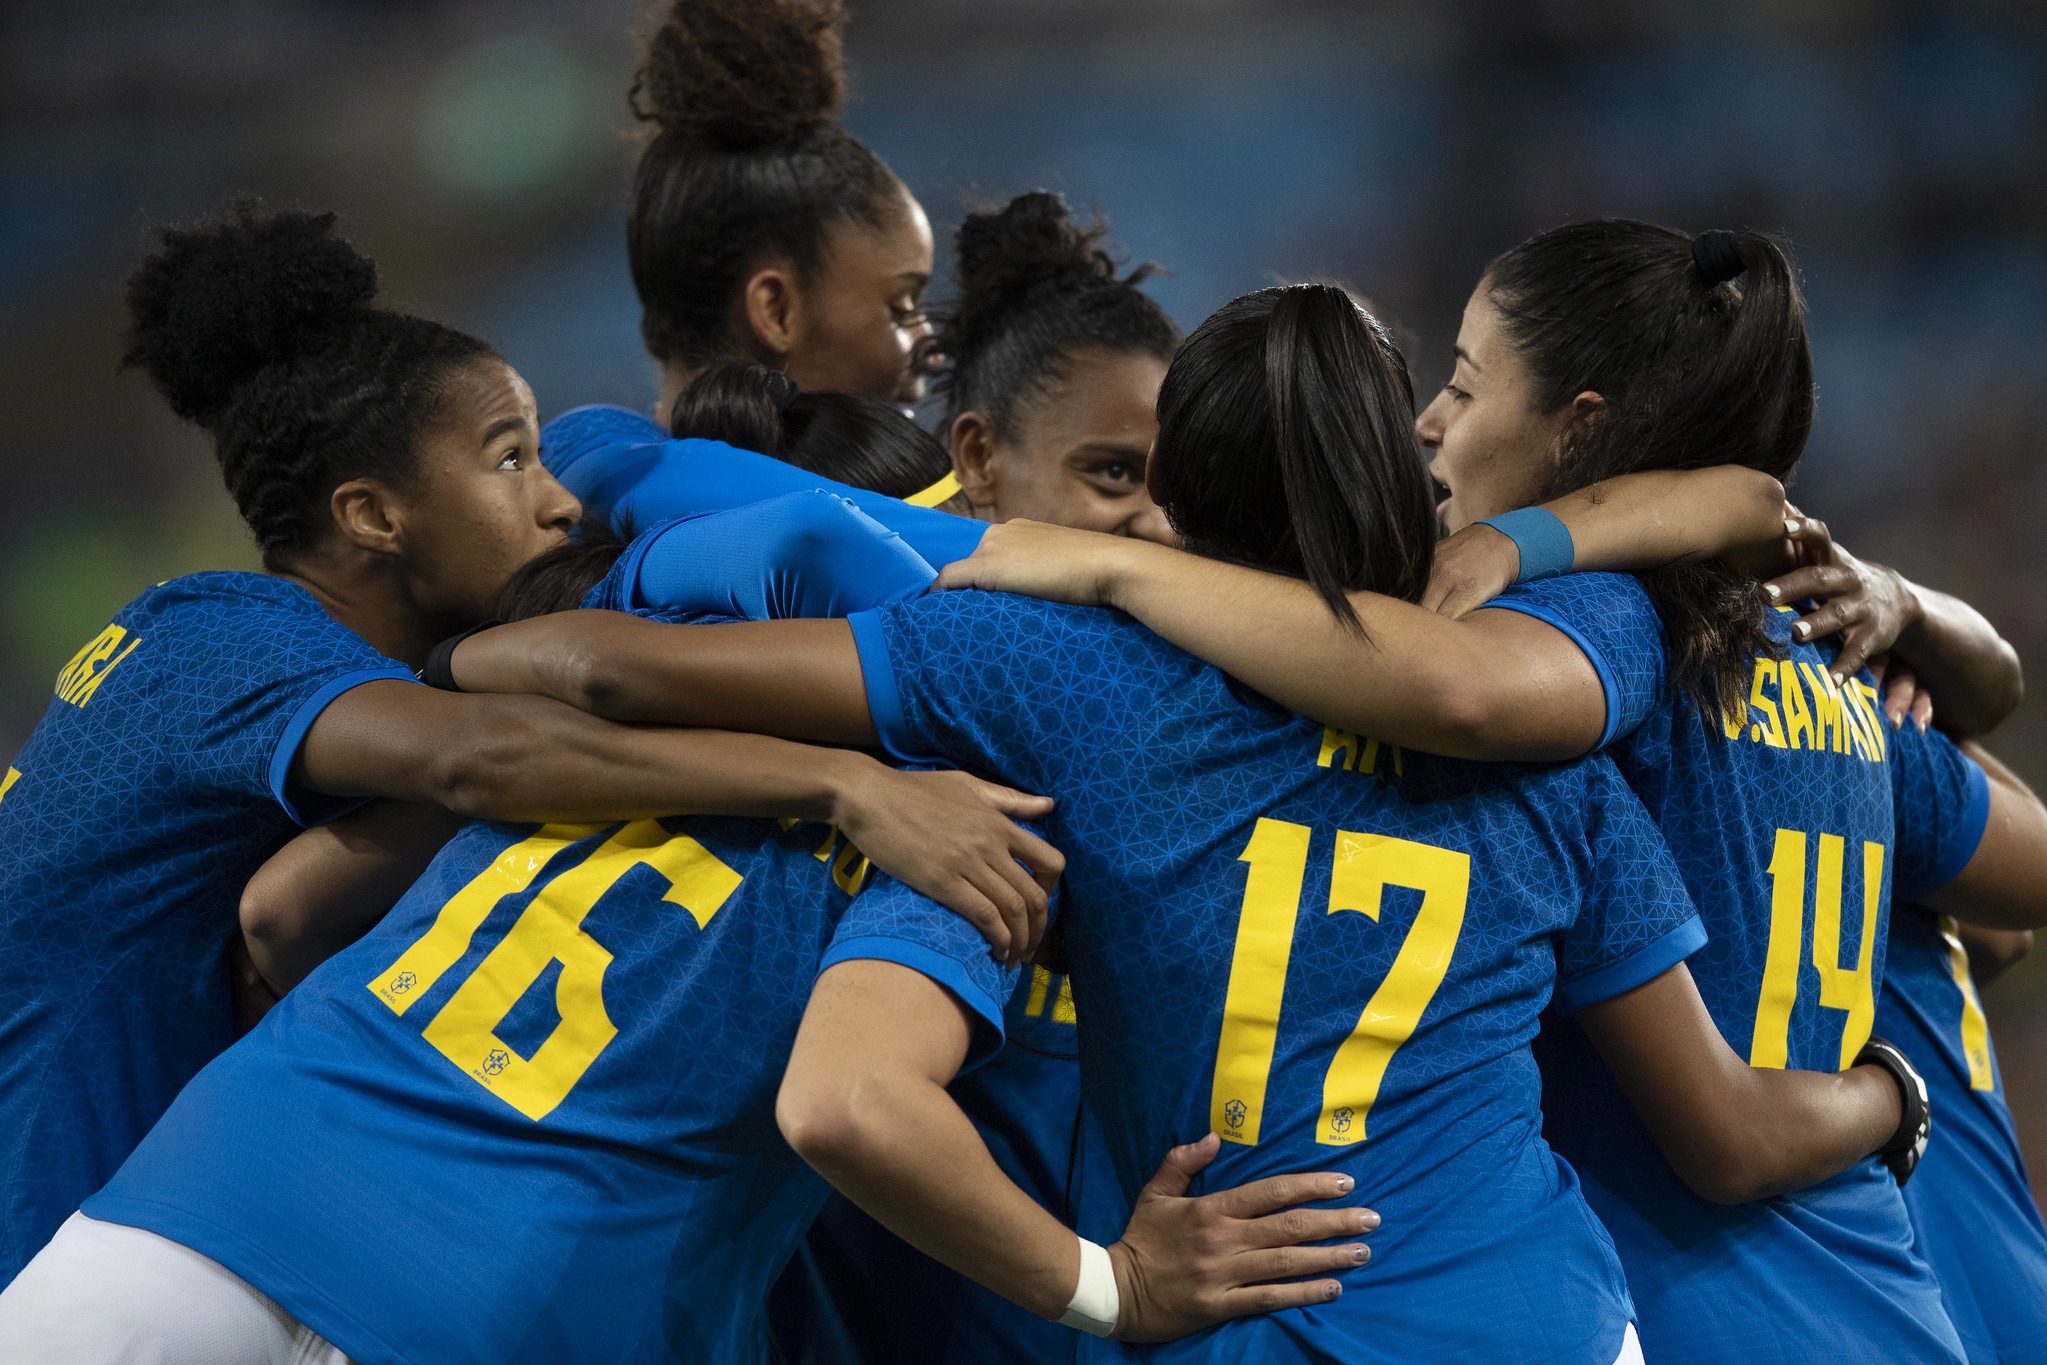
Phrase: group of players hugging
[{"left": 2, "top": 2, "right": 2044, "bottom": 1362}]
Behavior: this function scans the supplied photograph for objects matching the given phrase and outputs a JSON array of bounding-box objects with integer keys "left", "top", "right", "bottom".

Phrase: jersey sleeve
[
  {"left": 1551, "top": 757, "right": 1708, "bottom": 1014},
  {"left": 161, "top": 585, "right": 416, "bottom": 827},
  {"left": 1889, "top": 721, "right": 1991, "bottom": 902},
  {"left": 540, "top": 405, "right": 988, "bottom": 571},
  {"left": 820, "top": 868, "right": 1023, "bottom": 1072},
  {"left": 1479, "top": 572, "right": 1669, "bottom": 751},
  {"left": 607, "top": 494, "right": 937, "bottom": 621}
]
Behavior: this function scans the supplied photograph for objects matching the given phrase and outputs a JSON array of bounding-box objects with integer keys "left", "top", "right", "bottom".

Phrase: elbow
[
  {"left": 422, "top": 710, "right": 537, "bottom": 820},
  {"left": 1669, "top": 1139, "right": 1782, "bottom": 1206},
  {"left": 556, "top": 629, "right": 633, "bottom": 720},
  {"left": 237, "top": 875, "right": 296, "bottom": 958},
  {"left": 776, "top": 1072, "right": 886, "bottom": 1179},
  {"left": 1734, "top": 468, "right": 1787, "bottom": 522}
]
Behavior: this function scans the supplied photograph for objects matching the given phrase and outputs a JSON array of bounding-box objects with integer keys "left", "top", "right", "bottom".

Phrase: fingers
[
  {"left": 930, "top": 559, "right": 980, "bottom": 592},
  {"left": 1006, "top": 824, "right": 1066, "bottom": 893},
  {"left": 1784, "top": 515, "right": 1836, "bottom": 561},
  {"left": 1140, "top": 1133, "right": 1222, "bottom": 1200},
  {"left": 962, "top": 862, "right": 1032, "bottom": 965},
  {"left": 1883, "top": 667, "right": 1917, "bottom": 727},
  {"left": 1788, "top": 597, "right": 1863, "bottom": 647},
  {"left": 1208, "top": 1170, "right": 1358, "bottom": 1219},
  {"left": 1214, "top": 1278, "right": 1345, "bottom": 1318},
  {"left": 938, "top": 880, "right": 1013, "bottom": 962},
  {"left": 983, "top": 850, "right": 1049, "bottom": 959},
  {"left": 1910, "top": 688, "right": 1933, "bottom": 733},
  {"left": 1830, "top": 621, "right": 1881, "bottom": 685},
  {"left": 969, "top": 778, "right": 1056, "bottom": 820},
  {"left": 1228, "top": 1243, "right": 1373, "bottom": 1283},
  {"left": 1762, "top": 564, "right": 1852, "bottom": 605},
  {"left": 1240, "top": 1204, "right": 1381, "bottom": 1249}
]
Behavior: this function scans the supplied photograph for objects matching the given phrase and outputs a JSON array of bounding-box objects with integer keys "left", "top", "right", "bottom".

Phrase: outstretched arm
[
  {"left": 1575, "top": 965, "right": 1906, "bottom": 1204},
  {"left": 779, "top": 959, "right": 1376, "bottom": 1342},
  {"left": 297, "top": 681, "right": 1056, "bottom": 962}
]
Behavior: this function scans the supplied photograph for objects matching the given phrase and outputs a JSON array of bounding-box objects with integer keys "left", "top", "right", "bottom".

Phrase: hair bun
[
  {"left": 632, "top": 0, "right": 848, "bottom": 149},
  {"left": 1691, "top": 229, "right": 1748, "bottom": 286},
  {"left": 122, "top": 205, "right": 377, "bottom": 426},
  {"left": 954, "top": 192, "right": 1114, "bottom": 307}
]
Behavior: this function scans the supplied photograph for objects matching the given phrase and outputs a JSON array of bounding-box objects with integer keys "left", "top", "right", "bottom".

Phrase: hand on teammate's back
[
  {"left": 1107, "top": 1134, "right": 1377, "bottom": 1342},
  {"left": 931, "top": 519, "right": 1142, "bottom": 607},
  {"left": 1419, "top": 520, "right": 1522, "bottom": 618},
  {"left": 832, "top": 764, "right": 1064, "bottom": 966},
  {"left": 1762, "top": 513, "right": 1917, "bottom": 684}
]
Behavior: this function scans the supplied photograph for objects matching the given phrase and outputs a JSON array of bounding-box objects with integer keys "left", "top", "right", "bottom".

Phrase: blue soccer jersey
[
  {"left": 1496, "top": 575, "right": 1989, "bottom": 1363},
  {"left": 0, "top": 572, "right": 412, "bottom": 1282},
  {"left": 1879, "top": 905, "right": 2047, "bottom": 1365},
  {"left": 541, "top": 405, "right": 987, "bottom": 571},
  {"left": 84, "top": 808, "right": 1010, "bottom": 1365},
  {"left": 849, "top": 590, "right": 1709, "bottom": 1364}
]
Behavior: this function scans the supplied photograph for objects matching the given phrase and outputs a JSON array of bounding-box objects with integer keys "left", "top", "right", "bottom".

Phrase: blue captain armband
[{"left": 1476, "top": 507, "right": 1575, "bottom": 583}]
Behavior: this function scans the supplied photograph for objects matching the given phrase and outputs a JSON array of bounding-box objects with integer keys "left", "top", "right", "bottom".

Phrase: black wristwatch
[
  {"left": 1856, "top": 1036, "right": 1930, "bottom": 1186},
  {"left": 420, "top": 620, "right": 502, "bottom": 692}
]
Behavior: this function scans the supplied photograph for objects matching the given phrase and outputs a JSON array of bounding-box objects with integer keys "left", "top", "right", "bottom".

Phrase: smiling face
[
  {"left": 1413, "top": 284, "right": 1574, "bottom": 532},
  {"left": 953, "top": 347, "right": 1174, "bottom": 542},
  {"left": 782, "top": 183, "right": 937, "bottom": 406},
  {"left": 392, "top": 357, "right": 582, "bottom": 630}
]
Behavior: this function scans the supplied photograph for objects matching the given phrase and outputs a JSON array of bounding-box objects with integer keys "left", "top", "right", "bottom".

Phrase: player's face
[
  {"left": 962, "top": 348, "right": 1176, "bottom": 542},
  {"left": 1414, "top": 286, "right": 1573, "bottom": 532},
  {"left": 400, "top": 358, "right": 581, "bottom": 629},
  {"left": 783, "top": 184, "right": 935, "bottom": 406}
]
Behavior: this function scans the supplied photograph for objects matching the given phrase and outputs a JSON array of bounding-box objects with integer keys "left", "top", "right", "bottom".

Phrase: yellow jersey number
[
  {"left": 368, "top": 820, "right": 743, "bottom": 1121},
  {"left": 1211, "top": 817, "right": 1468, "bottom": 1148},
  {"left": 1749, "top": 828, "right": 1884, "bottom": 1071},
  {"left": 1937, "top": 915, "right": 1995, "bottom": 1091}
]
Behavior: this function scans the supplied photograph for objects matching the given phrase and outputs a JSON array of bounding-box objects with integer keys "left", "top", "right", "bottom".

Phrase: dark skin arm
[
  {"left": 1575, "top": 964, "right": 1903, "bottom": 1204},
  {"left": 296, "top": 682, "right": 1061, "bottom": 963},
  {"left": 1958, "top": 922, "right": 2032, "bottom": 989},
  {"left": 779, "top": 960, "right": 1376, "bottom": 1342},
  {"left": 241, "top": 800, "right": 466, "bottom": 992}
]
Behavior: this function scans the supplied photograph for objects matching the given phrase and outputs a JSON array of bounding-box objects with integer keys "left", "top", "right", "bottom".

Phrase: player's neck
[{"left": 273, "top": 551, "right": 443, "bottom": 671}]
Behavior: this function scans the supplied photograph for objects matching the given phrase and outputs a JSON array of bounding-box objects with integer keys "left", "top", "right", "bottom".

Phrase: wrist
[
  {"left": 1098, "top": 1239, "right": 1137, "bottom": 1339},
  {"left": 818, "top": 749, "right": 883, "bottom": 829},
  {"left": 1100, "top": 538, "right": 1172, "bottom": 611}
]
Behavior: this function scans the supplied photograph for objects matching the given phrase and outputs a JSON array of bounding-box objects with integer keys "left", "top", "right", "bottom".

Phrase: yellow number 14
[
  {"left": 1211, "top": 818, "right": 1468, "bottom": 1148},
  {"left": 1749, "top": 828, "right": 1884, "bottom": 1071}
]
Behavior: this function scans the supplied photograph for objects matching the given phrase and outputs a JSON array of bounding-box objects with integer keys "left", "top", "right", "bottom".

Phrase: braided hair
[
  {"left": 1482, "top": 219, "right": 1815, "bottom": 708},
  {"left": 122, "top": 205, "right": 496, "bottom": 567},
  {"left": 933, "top": 191, "right": 1180, "bottom": 434},
  {"left": 627, "top": 0, "right": 905, "bottom": 368}
]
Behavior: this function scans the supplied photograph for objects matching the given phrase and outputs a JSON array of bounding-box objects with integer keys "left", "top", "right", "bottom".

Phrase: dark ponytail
[
  {"left": 934, "top": 191, "right": 1180, "bottom": 433},
  {"left": 1153, "top": 285, "right": 1436, "bottom": 630},
  {"left": 1482, "top": 219, "right": 1815, "bottom": 708},
  {"left": 627, "top": 0, "right": 904, "bottom": 368},
  {"left": 122, "top": 204, "right": 496, "bottom": 567},
  {"left": 669, "top": 361, "right": 950, "bottom": 498}
]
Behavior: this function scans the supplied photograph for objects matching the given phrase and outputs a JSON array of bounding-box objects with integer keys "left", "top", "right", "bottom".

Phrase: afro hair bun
[
  {"left": 122, "top": 205, "right": 377, "bottom": 427},
  {"left": 631, "top": 0, "right": 849, "bottom": 150}
]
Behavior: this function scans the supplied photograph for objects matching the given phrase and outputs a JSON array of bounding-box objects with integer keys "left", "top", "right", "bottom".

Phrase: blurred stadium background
[{"left": 4, "top": 0, "right": 2044, "bottom": 1189}]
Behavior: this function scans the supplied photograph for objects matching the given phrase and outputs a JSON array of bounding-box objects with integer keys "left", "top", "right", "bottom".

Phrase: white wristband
[{"left": 1057, "top": 1237, "right": 1120, "bottom": 1337}]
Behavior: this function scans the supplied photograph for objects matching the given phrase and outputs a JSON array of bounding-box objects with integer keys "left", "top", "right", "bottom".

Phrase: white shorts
[
  {"left": 1616, "top": 1321, "right": 1645, "bottom": 1364},
  {"left": 0, "top": 1213, "right": 351, "bottom": 1365}
]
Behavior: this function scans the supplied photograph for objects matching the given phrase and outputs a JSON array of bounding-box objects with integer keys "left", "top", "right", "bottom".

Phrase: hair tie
[
  {"left": 764, "top": 368, "right": 799, "bottom": 413},
  {"left": 1691, "top": 230, "right": 1747, "bottom": 286}
]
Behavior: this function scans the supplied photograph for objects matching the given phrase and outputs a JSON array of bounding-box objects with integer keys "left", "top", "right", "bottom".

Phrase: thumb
[
  {"left": 1141, "top": 1133, "right": 1221, "bottom": 1200},
  {"left": 931, "top": 558, "right": 980, "bottom": 592}
]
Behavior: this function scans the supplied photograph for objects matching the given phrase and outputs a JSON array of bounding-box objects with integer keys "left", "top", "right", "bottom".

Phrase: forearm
[
  {"left": 242, "top": 800, "right": 463, "bottom": 991},
  {"left": 790, "top": 1067, "right": 1081, "bottom": 1319},
  {"left": 1959, "top": 921, "right": 2032, "bottom": 988},
  {"left": 451, "top": 612, "right": 876, "bottom": 746},
  {"left": 1891, "top": 581, "right": 2024, "bottom": 738},
  {"left": 1103, "top": 544, "right": 1602, "bottom": 760},
  {"left": 1924, "top": 742, "right": 2047, "bottom": 931},
  {"left": 1717, "top": 1065, "right": 1901, "bottom": 1202},
  {"left": 1541, "top": 467, "right": 1787, "bottom": 574}
]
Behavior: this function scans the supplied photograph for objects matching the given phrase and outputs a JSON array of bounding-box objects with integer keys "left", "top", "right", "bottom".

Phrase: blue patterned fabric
[
  {"left": 1879, "top": 906, "right": 2047, "bottom": 1365},
  {"left": 849, "top": 589, "right": 1706, "bottom": 1364},
  {"left": 1518, "top": 579, "right": 1987, "bottom": 1364},
  {"left": 85, "top": 810, "right": 1011, "bottom": 1365},
  {"left": 0, "top": 571, "right": 412, "bottom": 1283},
  {"left": 541, "top": 405, "right": 987, "bottom": 571}
]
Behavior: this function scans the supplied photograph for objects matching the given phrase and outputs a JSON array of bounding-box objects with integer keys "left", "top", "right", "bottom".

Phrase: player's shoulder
[
  {"left": 882, "top": 589, "right": 1173, "bottom": 667},
  {"left": 1488, "top": 570, "right": 1661, "bottom": 632},
  {"left": 540, "top": 404, "right": 668, "bottom": 474},
  {"left": 126, "top": 570, "right": 328, "bottom": 630}
]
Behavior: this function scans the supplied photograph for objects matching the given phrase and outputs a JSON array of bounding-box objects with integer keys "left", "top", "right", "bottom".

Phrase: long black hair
[
  {"left": 496, "top": 362, "right": 949, "bottom": 619},
  {"left": 933, "top": 191, "right": 1180, "bottom": 433},
  {"left": 1153, "top": 285, "right": 1437, "bottom": 630},
  {"left": 122, "top": 204, "right": 497, "bottom": 568},
  {"left": 627, "top": 0, "right": 905, "bottom": 369},
  {"left": 1483, "top": 219, "right": 1814, "bottom": 708}
]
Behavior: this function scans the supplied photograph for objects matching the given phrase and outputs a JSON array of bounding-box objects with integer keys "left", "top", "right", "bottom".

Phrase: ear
[
  {"left": 740, "top": 262, "right": 802, "bottom": 364},
  {"left": 1144, "top": 441, "right": 1168, "bottom": 509},
  {"left": 1569, "top": 390, "right": 1607, "bottom": 422},
  {"left": 329, "top": 479, "right": 406, "bottom": 557},
  {"left": 949, "top": 410, "right": 1003, "bottom": 515},
  {"left": 1552, "top": 390, "right": 1607, "bottom": 462}
]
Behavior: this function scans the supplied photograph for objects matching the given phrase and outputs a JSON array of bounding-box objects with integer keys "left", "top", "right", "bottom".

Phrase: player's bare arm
[
  {"left": 779, "top": 959, "right": 1376, "bottom": 1342},
  {"left": 1575, "top": 964, "right": 1909, "bottom": 1204}
]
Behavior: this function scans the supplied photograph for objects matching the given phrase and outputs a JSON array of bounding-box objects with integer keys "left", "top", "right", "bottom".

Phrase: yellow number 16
[
  {"left": 1211, "top": 818, "right": 1469, "bottom": 1148},
  {"left": 368, "top": 820, "right": 743, "bottom": 1121}
]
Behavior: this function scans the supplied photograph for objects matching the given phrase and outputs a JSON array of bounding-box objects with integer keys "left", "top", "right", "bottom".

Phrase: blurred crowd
[{"left": 3, "top": 0, "right": 2043, "bottom": 1184}]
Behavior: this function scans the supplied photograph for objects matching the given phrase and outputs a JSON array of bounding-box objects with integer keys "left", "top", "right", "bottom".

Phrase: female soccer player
[
  {"left": 437, "top": 283, "right": 1942, "bottom": 1364},
  {"left": 0, "top": 207, "right": 1055, "bottom": 1286},
  {"left": 930, "top": 222, "right": 2047, "bottom": 1362},
  {"left": 933, "top": 191, "right": 1181, "bottom": 541},
  {"left": 627, "top": 0, "right": 936, "bottom": 416}
]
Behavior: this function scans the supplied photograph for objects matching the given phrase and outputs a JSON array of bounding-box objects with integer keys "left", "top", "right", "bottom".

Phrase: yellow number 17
[{"left": 1211, "top": 818, "right": 1468, "bottom": 1148}]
